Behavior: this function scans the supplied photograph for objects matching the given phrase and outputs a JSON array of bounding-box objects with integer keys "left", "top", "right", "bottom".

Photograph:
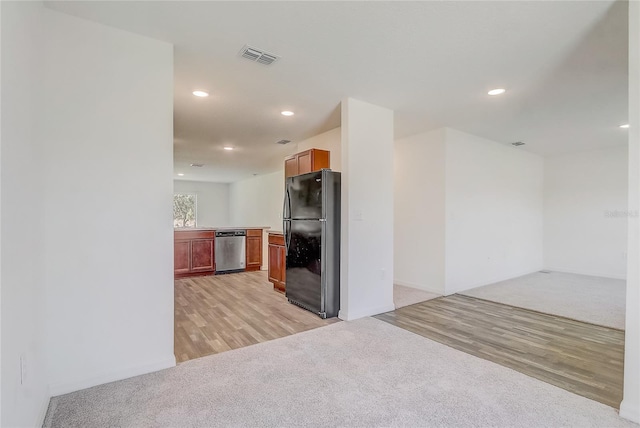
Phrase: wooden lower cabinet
[
  {"left": 245, "top": 229, "right": 263, "bottom": 272},
  {"left": 268, "top": 232, "right": 286, "bottom": 292},
  {"left": 175, "top": 228, "right": 266, "bottom": 278},
  {"left": 191, "top": 239, "right": 214, "bottom": 272},
  {"left": 174, "top": 240, "right": 191, "bottom": 274},
  {"left": 174, "top": 230, "right": 215, "bottom": 278}
]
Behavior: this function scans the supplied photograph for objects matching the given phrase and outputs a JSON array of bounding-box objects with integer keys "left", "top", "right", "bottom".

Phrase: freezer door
[
  {"left": 287, "top": 171, "right": 323, "bottom": 220},
  {"left": 285, "top": 219, "right": 322, "bottom": 314}
]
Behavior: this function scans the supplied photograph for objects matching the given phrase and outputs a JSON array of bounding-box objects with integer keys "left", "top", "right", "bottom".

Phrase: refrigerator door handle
[
  {"left": 283, "top": 185, "right": 292, "bottom": 254},
  {"left": 283, "top": 186, "right": 292, "bottom": 220},
  {"left": 282, "top": 188, "right": 288, "bottom": 220},
  {"left": 283, "top": 219, "right": 291, "bottom": 254}
]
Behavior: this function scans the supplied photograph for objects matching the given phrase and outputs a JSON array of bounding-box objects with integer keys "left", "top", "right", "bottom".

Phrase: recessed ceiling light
[
  {"left": 192, "top": 90, "right": 209, "bottom": 97},
  {"left": 620, "top": 124, "right": 630, "bottom": 129},
  {"left": 281, "top": 111, "right": 295, "bottom": 116},
  {"left": 224, "top": 147, "right": 234, "bottom": 151},
  {"left": 190, "top": 163, "right": 204, "bottom": 167},
  {"left": 488, "top": 88, "right": 506, "bottom": 96},
  {"left": 177, "top": 173, "right": 184, "bottom": 176}
]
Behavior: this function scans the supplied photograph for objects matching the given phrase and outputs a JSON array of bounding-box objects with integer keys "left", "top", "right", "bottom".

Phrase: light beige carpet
[
  {"left": 44, "top": 318, "right": 634, "bottom": 428},
  {"left": 460, "top": 271, "right": 626, "bottom": 330},
  {"left": 393, "top": 284, "right": 439, "bottom": 308}
]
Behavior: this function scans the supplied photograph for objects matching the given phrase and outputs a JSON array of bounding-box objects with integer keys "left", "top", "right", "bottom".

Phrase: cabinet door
[
  {"left": 284, "top": 156, "right": 298, "bottom": 178},
  {"left": 297, "top": 150, "right": 312, "bottom": 175},
  {"left": 268, "top": 244, "right": 281, "bottom": 284},
  {"left": 246, "top": 231, "right": 262, "bottom": 271},
  {"left": 278, "top": 244, "right": 286, "bottom": 292},
  {"left": 174, "top": 240, "right": 191, "bottom": 274},
  {"left": 269, "top": 244, "right": 286, "bottom": 292},
  {"left": 191, "top": 239, "right": 214, "bottom": 272},
  {"left": 310, "top": 149, "right": 330, "bottom": 171}
]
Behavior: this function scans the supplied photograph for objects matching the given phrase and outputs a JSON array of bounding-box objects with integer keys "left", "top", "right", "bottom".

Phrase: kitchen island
[{"left": 174, "top": 227, "right": 270, "bottom": 279}]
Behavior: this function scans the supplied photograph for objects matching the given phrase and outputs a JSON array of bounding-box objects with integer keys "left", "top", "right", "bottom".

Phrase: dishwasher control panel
[{"left": 215, "top": 230, "right": 246, "bottom": 237}]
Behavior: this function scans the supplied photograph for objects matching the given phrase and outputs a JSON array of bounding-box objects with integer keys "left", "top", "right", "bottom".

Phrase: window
[{"left": 173, "top": 193, "right": 197, "bottom": 227}]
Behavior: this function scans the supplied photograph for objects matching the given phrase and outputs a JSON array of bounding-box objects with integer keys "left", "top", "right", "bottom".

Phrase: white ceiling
[{"left": 46, "top": 1, "right": 628, "bottom": 183}]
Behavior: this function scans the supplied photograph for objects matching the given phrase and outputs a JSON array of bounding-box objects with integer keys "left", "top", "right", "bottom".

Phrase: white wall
[
  {"left": 41, "top": 8, "right": 175, "bottom": 395},
  {"left": 297, "top": 126, "right": 342, "bottom": 171},
  {"left": 174, "top": 180, "right": 230, "bottom": 227},
  {"left": 544, "top": 146, "right": 628, "bottom": 279},
  {"left": 340, "top": 98, "right": 395, "bottom": 320},
  {"left": 393, "top": 128, "right": 544, "bottom": 296},
  {"left": 229, "top": 170, "right": 284, "bottom": 269},
  {"left": 394, "top": 129, "right": 447, "bottom": 294},
  {"left": 0, "top": 2, "right": 50, "bottom": 426},
  {"left": 621, "top": 0, "right": 640, "bottom": 422},
  {"left": 445, "top": 128, "right": 544, "bottom": 294}
]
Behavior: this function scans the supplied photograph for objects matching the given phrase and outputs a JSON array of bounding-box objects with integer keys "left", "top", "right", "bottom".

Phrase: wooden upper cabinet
[
  {"left": 284, "top": 148, "right": 330, "bottom": 179},
  {"left": 297, "top": 150, "right": 312, "bottom": 174},
  {"left": 284, "top": 156, "right": 298, "bottom": 178}
]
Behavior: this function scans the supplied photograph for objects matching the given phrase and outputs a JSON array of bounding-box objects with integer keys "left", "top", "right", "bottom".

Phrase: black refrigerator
[{"left": 283, "top": 169, "right": 341, "bottom": 318}]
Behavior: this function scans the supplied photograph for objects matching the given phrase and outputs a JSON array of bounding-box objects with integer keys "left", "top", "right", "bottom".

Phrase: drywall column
[
  {"left": 339, "top": 98, "right": 394, "bottom": 320},
  {"left": 1, "top": 2, "right": 51, "bottom": 426},
  {"left": 41, "top": 9, "right": 175, "bottom": 395},
  {"left": 1, "top": 1, "right": 2, "bottom": 418},
  {"left": 621, "top": 0, "right": 640, "bottom": 422}
]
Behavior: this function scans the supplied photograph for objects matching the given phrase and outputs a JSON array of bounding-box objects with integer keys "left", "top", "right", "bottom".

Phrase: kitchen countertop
[
  {"left": 174, "top": 226, "right": 271, "bottom": 231},
  {"left": 268, "top": 230, "right": 283, "bottom": 235}
]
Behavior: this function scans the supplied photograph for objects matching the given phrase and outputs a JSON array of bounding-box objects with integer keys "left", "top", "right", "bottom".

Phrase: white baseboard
[
  {"left": 339, "top": 303, "right": 395, "bottom": 321},
  {"left": 393, "top": 279, "right": 443, "bottom": 295},
  {"left": 49, "top": 355, "right": 176, "bottom": 397},
  {"left": 620, "top": 399, "right": 640, "bottom": 423},
  {"left": 544, "top": 266, "right": 626, "bottom": 280}
]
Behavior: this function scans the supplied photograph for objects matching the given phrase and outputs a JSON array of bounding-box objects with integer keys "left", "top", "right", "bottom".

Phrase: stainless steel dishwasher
[{"left": 214, "top": 230, "right": 246, "bottom": 273}]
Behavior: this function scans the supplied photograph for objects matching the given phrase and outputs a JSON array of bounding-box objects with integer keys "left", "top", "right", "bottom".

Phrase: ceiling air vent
[
  {"left": 190, "top": 163, "right": 204, "bottom": 168},
  {"left": 276, "top": 139, "right": 292, "bottom": 145},
  {"left": 239, "top": 45, "right": 279, "bottom": 66},
  {"left": 511, "top": 142, "right": 525, "bottom": 147}
]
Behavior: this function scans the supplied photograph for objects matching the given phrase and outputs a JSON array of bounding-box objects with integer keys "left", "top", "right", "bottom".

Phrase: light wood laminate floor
[
  {"left": 375, "top": 294, "right": 624, "bottom": 409},
  {"left": 175, "top": 271, "right": 338, "bottom": 363}
]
